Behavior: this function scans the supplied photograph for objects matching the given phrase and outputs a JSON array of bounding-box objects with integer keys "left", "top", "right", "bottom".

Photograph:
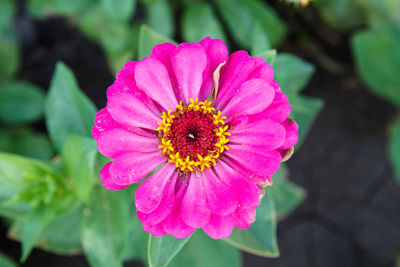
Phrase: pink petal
[
  {"left": 172, "top": 43, "right": 208, "bottom": 103},
  {"left": 142, "top": 222, "right": 166, "bottom": 237},
  {"left": 92, "top": 108, "right": 122, "bottom": 141},
  {"left": 163, "top": 179, "right": 196, "bottom": 238},
  {"left": 270, "top": 80, "right": 281, "bottom": 93},
  {"left": 215, "top": 161, "right": 262, "bottom": 208},
  {"left": 109, "top": 151, "right": 165, "bottom": 185},
  {"left": 116, "top": 61, "right": 136, "bottom": 81},
  {"left": 202, "top": 169, "right": 237, "bottom": 216},
  {"left": 223, "top": 157, "right": 273, "bottom": 184},
  {"left": 150, "top": 43, "right": 176, "bottom": 70},
  {"left": 135, "top": 164, "right": 176, "bottom": 214},
  {"left": 100, "top": 162, "right": 129, "bottom": 191},
  {"left": 221, "top": 79, "right": 275, "bottom": 120},
  {"left": 180, "top": 173, "right": 211, "bottom": 228},
  {"left": 280, "top": 118, "right": 299, "bottom": 149},
  {"left": 137, "top": 172, "right": 177, "bottom": 224},
  {"left": 199, "top": 37, "right": 229, "bottom": 100},
  {"left": 96, "top": 128, "right": 158, "bottom": 158},
  {"left": 250, "top": 92, "right": 291, "bottom": 123},
  {"left": 135, "top": 57, "right": 178, "bottom": 111},
  {"left": 150, "top": 42, "right": 179, "bottom": 97},
  {"left": 226, "top": 147, "right": 282, "bottom": 177},
  {"left": 229, "top": 119, "right": 286, "bottom": 151},
  {"left": 215, "top": 51, "right": 255, "bottom": 109},
  {"left": 106, "top": 80, "right": 160, "bottom": 130},
  {"left": 233, "top": 207, "right": 256, "bottom": 229},
  {"left": 203, "top": 213, "right": 234, "bottom": 239},
  {"left": 248, "top": 56, "right": 274, "bottom": 82},
  {"left": 162, "top": 212, "right": 195, "bottom": 239}
]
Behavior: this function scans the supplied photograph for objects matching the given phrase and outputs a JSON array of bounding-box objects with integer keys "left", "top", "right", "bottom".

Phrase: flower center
[{"left": 157, "top": 98, "right": 230, "bottom": 173}]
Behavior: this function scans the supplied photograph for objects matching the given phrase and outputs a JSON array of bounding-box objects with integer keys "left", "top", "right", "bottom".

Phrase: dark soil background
[{"left": 1, "top": 1, "right": 400, "bottom": 266}]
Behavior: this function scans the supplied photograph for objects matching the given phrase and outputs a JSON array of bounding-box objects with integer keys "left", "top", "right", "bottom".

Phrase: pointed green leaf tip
[
  {"left": 21, "top": 206, "right": 56, "bottom": 262},
  {"left": 271, "top": 165, "right": 306, "bottom": 220},
  {"left": 45, "top": 62, "right": 97, "bottom": 153},
  {"left": 224, "top": 190, "right": 279, "bottom": 258},
  {"left": 169, "top": 231, "right": 241, "bottom": 267},
  {"left": 352, "top": 28, "right": 400, "bottom": 109},
  {"left": 148, "top": 234, "right": 191, "bottom": 267},
  {"left": 256, "top": 49, "right": 277, "bottom": 66},
  {"left": 138, "top": 25, "right": 177, "bottom": 60}
]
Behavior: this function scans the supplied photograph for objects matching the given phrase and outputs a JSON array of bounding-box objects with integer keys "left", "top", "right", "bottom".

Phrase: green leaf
[
  {"left": 100, "top": 22, "right": 137, "bottom": 74},
  {"left": 0, "top": 202, "right": 31, "bottom": 220},
  {"left": 215, "top": 0, "right": 286, "bottom": 48},
  {"left": 20, "top": 206, "right": 56, "bottom": 261},
  {"left": 182, "top": 2, "right": 227, "bottom": 44},
  {"left": 148, "top": 234, "right": 191, "bottom": 267},
  {"left": 138, "top": 25, "right": 177, "bottom": 60},
  {"left": 0, "top": 0, "right": 15, "bottom": 32},
  {"left": 145, "top": 0, "right": 175, "bottom": 38},
  {"left": 77, "top": 4, "right": 104, "bottom": 43},
  {"left": 290, "top": 95, "right": 324, "bottom": 146},
  {"left": 62, "top": 135, "right": 97, "bottom": 202},
  {"left": 251, "top": 22, "right": 270, "bottom": 55},
  {"left": 27, "top": 0, "right": 95, "bottom": 18},
  {"left": 225, "top": 189, "right": 279, "bottom": 257},
  {"left": 9, "top": 204, "right": 83, "bottom": 255},
  {"left": 0, "top": 152, "right": 55, "bottom": 203},
  {"left": 81, "top": 187, "right": 130, "bottom": 267},
  {"left": 0, "top": 251, "right": 17, "bottom": 267},
  {"left": 77, "top": 5, "right": 139, "bottom": 74},
  {"left": 35, "top": 204, "right": 83, "bottom": 255},
  {"left": 0, "top": 81, "right": 45, "bottom": 124},
  {"left": 359, "top": 0, "right": 400, "bottom": 28},
  {"left": 352, "top": 28, "right": 400, "bottom": 108},
  {"left": 274, "top": 53, "right": 315, "bottom": 95},
  {"left": 100, "top": 0, "right": 136, "bottom": 21},
  {"left": 122, "top": 206, "right": 148, "bottom": 262},
  {"left": 0, "top": 128, "right": 54, "bottom": 160},
  {"left": 271, "top": 165, "right": 306, "bottom": 219},
  {"left": 256, "top": 49, "right": 277, "bottom": 66},
  {"left": 169, "top": 231, "right": 241, "bottom": 267},
  {"left": 0, "top": 153, "right": 54, "bottom": 219},
  {"left": 272, "top": 53, "right": 321, "bottom": 145},
  {"left": 314, "top": 0, "right": 364, "bottom": 32},
  {"left": 45, "top": 62, "right": 97, "bottom": 152},
  {"left": 389, "top": 118, "right": 400, "bottom": 183},
  {"left": 0, "top": 36, "right": 19, "bottom": 81}
]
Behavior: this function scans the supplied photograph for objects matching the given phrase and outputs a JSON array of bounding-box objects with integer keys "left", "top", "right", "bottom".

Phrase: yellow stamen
[
  {"left": 180, "top": 156, "right": 195, "bottom": 172},
  {"left": 213, "top": 110, "right": 226, "bottom": 125},
  {"left": 188, "top": 98, "right": 200, "bottom": 110},
  {"left": 156, "top": 119, "right": 171, "bottom": 132},
  {"left": 176, "top": 101, "right": 184, "bottom": 110},
  {"left": 215, "top": 135, "right": 230, "bottom": 153},
  {"left": 216, "top": 125, "right": 231, "bottom": 137},
  {"left": 161, "top": 110, "right": 175, "bottom": 123},
  {"left": 199, "top": 100, "right": 215, "bottom": 113},
  {"left": 158, "top": 138, "right": 174, "bottom": 153},
  {"left": 168, "top": 152, "right": 181, "bottom": 168},
  {"left": 195, "top": 154, "right": 211, "bottom": 171}
]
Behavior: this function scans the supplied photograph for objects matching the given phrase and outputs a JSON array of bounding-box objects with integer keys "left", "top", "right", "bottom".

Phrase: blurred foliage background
[{"left": 0, "top": 0, "right": 400, "bottom": 266}]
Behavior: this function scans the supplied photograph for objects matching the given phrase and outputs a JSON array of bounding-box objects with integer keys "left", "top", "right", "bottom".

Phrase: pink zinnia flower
[{"left": 92, "top": 37, "right": 298, "bottom": 239}]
